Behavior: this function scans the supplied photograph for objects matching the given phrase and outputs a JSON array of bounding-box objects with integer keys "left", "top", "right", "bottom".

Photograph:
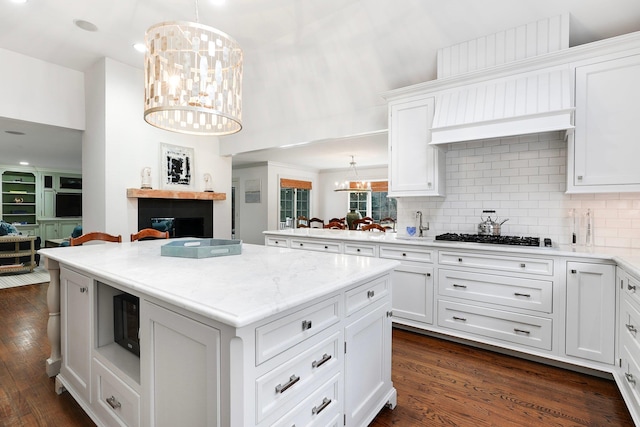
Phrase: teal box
[{"left": 161, "top": 239, "right": 243, "bottom": 259}]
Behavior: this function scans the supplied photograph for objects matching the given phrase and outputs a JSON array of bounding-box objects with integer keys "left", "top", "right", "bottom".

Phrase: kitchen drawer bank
[
  {"left": 41, "top": 241, "right": 399, "bottom": 427},
  {"left": 264, "top": 230, "right": 639, "bottom": 417}
]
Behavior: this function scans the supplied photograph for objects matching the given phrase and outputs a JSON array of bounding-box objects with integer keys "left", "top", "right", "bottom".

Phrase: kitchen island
[{"left": 40, "top": 240, "right": 399, "bottom": 427}]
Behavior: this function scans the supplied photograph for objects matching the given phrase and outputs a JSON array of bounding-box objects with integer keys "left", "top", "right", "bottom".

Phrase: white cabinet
[
  {"left": 344, "top": 279, "right": 393, "bottom": 427},
  {"left": 380, "top": 245, "right": 435, "bottom": 325},
  {"left": 617, "top": 266, "right": 640, "bottom": 425},
  {"left": 40, "top": 218, "right": 82, "bottom": 241},
  {"left": 59, "top": 266, "right": 92, "bottom": 403},
  {"left": 140, "top": 301, "right": 220, "bottom": 427},
  {"left": 388, "top": 95, "right": 445, "bottom": 197},
  {"left": 565, "top": 261, "right": 615, "bottom": 364},
  {"left": 569, "top": 52, "right": 640, "bottom": 192}
]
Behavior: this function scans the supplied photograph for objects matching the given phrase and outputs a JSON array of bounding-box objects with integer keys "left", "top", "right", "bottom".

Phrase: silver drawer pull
[
  {"left": 367, "top": 290, "right": 375, "bottom": 298},
  {"left": 106, "top": 395, "right": 121, "bottom": 410},
  {"left": 629, "top": 284, "right": 637, "bottom": 292},
  {"left": 312, "top": 353, "right": 332, "bottom": 368},
  {"left": 302, "top": 320, "right": 312, "bottom": 331},
  {"left": 626, "top": 372, "right": 636, "bottom": 385},
  {"left": 275, "top": 374, "right": 300, "bottom": 394},
  {"left": 453, "top": 284, "right": 467, "bottom": 289},
  {"left": 452, "top": 316, "right": 467, "bottom": 322},
  {"left": 312, "top": 397, "right": 331, "bottom": 415},
  {"left": 627, "top": 324, "right": 638, "bottom": 334},
  {"left": 520, "top": 263, "right": 526, "bottom": 268},
  {"left": 514, "top": 292, "right": 531, "bottom": 298},
  {"left": 514, "top": 328, "right": 531, "bottom": 335}
]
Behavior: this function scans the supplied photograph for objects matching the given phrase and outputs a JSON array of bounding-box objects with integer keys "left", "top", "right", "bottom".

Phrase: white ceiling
[{"left": 1, "top": 0, "right": 640, "bottom": 171}]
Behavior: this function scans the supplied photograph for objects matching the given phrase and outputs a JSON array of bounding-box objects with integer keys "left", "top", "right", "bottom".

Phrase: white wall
[
  {"left": 0, "top": 48, "right": 84, "bottom": 130},
  {"left": 83, "top": 57, "right": 232, "bottom": 239},
  {"left": 396, "top": 131, "right": 640, "bottom": 248}
]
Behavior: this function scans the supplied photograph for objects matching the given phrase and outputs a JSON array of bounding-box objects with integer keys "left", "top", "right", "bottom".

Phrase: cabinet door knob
[
  {"left": 80, "top": 287, "right": 87, "bottom": 293},
  {"left": 520, "top": 263, "right": 526, "bottom": 268},
  {"left": 106, "top": 396, "right": 121, "bottom": 410},
  {"left": 571, "top": 269, "right": 577, "bottom": 274},
  {"left": 275, "top": 374, "right": 300, "bottom": 394},
  {"left": 626, "top": 324, "right": 638, "bottom": 334},
  {"left": 626, "top": 372, "right": 636, "bottom": 385},
  {"left": 367, "top": 290, "right": 375, "bottom": 298},
  {"left": 312, "top": 397, "right": 331, "bottom": 415},
  {"left": 301, "top": 320, "right": 312, "bottom": 331},
  {"left": 458, "top": 258, "right": 463, "bottom": 262},
  {"left": 629, "top": 284, "right": 637, "bottom": 292}
]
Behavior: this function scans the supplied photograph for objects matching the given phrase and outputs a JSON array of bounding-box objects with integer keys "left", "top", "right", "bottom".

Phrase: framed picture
[{"left": 160, "top": 143, "right": 195, "bottom": 190}]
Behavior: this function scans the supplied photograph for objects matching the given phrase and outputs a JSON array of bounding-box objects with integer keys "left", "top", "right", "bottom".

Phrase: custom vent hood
[{"left": 430, "top": 65, "right": 574, "bottom": 145}]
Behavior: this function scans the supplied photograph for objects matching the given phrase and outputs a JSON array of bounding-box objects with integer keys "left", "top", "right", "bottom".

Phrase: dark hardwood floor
[{"left": 0, "top": 283, "right": 634, "bottom": 426}]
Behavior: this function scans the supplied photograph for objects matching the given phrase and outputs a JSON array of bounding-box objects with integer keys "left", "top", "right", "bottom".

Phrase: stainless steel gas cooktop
[{"left": 435, "top": 233, "right": 550, "bottom": 247}]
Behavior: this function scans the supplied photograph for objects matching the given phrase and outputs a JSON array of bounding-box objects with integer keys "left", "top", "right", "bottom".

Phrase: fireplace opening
[{"left": 139, "top": 199, "right": 213, "bottom": 238}]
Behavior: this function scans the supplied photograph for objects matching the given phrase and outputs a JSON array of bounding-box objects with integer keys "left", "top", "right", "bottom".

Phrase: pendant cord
[{"left": 195, "top": 0, "right": 200, "bottom": 23}]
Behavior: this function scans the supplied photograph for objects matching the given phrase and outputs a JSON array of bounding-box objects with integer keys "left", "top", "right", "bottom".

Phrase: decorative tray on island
[{"left": 161, "top": 239, "right": 243, "bottom": 259}]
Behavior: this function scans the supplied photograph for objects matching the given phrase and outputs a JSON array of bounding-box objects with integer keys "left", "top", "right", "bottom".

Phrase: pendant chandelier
[
  {"left": 143, "top": 0, "right": 243, "bottom": 136},
  {"left": 334, "top": 155, "right": 371, "bottom": 192}
]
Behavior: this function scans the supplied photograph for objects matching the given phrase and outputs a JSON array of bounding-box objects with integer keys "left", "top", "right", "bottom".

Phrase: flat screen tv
[{"left": 56, "top": 193, "right": 82, "bottom": 217}]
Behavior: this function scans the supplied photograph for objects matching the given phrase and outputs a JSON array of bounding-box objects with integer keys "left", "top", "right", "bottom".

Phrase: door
[
  {"left": 60, "top": 267, "right": 92, "bottom": 402},
  {"left": 392, "top": 264, "right": 434, "bottom": 324},
  {"left": 566, "top": 262, "right": 615, "bottom": 364},
  {"left": 344, "top": 300, "right": 392, "bottom": 426},
  {"left": 141, "top": 301, "right": 220, "bottom": 427}
]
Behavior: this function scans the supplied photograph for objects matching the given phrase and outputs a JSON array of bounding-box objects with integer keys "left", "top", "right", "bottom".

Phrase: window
[
  {"left": 280, "top": 178, "right": 311, "bottom": 226},
  {"left": 347, "top": 181, "right": 396, "bottom": 221}
]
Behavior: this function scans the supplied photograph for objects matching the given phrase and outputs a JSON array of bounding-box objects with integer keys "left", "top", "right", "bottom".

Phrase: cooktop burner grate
[{"left": 435, "top": 233, "right": 541, "bottom": 246}]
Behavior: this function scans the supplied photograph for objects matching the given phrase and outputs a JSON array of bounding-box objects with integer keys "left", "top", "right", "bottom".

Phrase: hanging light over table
[
  {"left": 143, "top": 0, "right": 243, "bottom": 135},
  {"left": 334, "top": 155, "right": 371, "bottom": 192}
]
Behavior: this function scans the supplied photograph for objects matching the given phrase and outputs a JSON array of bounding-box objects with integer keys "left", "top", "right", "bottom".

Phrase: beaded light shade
[{"left": 144, "top": 21, "right": 243, "bottom": 135}]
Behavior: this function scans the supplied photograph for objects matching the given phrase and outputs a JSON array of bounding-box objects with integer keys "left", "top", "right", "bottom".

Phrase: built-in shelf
[{"left": 126, "top": 188, "right": 226, "bottom": 201}]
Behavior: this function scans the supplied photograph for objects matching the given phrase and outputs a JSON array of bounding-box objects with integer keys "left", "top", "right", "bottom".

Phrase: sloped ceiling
[{"left": 1, "top": 0, "right": 640, "bottom": 170}]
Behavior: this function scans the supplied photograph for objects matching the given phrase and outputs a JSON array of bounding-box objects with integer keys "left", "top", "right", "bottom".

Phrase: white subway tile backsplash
[{"left": 397, "top": 133, "right": 640, "bottom": 248}]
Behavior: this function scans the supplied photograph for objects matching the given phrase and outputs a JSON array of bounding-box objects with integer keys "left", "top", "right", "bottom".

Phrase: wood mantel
[{"left": 126, "top": 188, "right": 226, "bottom": 201}]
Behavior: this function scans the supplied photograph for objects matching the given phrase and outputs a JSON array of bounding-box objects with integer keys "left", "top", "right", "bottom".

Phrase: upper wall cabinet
[
  {"left": 568, "top": 50, "right": 640, "bottom": 193},
  {"left": 387, "top": 95, "right": 445, "bottom": 197}
]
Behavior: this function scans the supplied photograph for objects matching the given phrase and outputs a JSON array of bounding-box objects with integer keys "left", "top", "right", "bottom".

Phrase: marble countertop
[
  {"left": 39, "top": 240, "right": 399, "bottom": 328},
  {"left": 264, "top": 228, "right": 640, "bottom": 277}
]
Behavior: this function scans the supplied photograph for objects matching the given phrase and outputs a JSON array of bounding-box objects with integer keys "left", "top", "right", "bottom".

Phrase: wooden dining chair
[
  {"left": 329, "top": 217, "right": 345, "bottom": 225},
  {"left": 361, "top": 223, "right": 386, "bottom": 232},
  {"left": 70, "top": 232, "right": 122, "bottom": 246},
  {"left": 324, "top": 221, "right": 346, "bottom": 230},
  {"left": 296, "top": 216, "right": 309, "bottom": 228},
  {"left": 308, "top": 218, "right": 324, "bottom": 228},
  {"left": 379, "top": 217, "right": 396, "bottom": 231},
  {"left": 130, "top": 228, "right": 170, "bottom": 242},
  {"left": 352, "top": 218, "right": 373, "bottom": 230}
]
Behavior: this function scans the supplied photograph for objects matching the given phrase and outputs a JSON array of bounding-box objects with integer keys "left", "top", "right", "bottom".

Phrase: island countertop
[{"left": 39, "top": 240, "right": 399, "bottom": 328}]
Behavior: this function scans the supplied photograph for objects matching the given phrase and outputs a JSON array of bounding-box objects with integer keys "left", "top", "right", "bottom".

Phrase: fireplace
[{"left": 138, "top": 199, "right": 213, "bottom": 238}]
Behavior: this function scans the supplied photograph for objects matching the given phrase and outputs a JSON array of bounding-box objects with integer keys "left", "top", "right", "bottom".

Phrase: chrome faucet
[{"left": 416, "top": 211, "right": 429, "bottom": 237}]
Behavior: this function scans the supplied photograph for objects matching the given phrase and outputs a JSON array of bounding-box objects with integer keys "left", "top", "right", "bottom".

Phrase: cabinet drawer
[
  {"left": 379, "top": 245, "right": 434, "bottom": 263},
  {"left": 621, "top": 298, "right": 640, "bottom": 353},
  {"left": 624, "top": 275, "right": 640, "bottom": 308},
  {"left": 270, "top": 373, "right": 341, "bottom": 427},
  {"left": 93, "top": 358, "right": 140, "bottom": 427},
  {"left": 439, "top": 251, "right": 553, "bottom": 276},
  {"left": 345, "top": 275, "right": 390, "bottom": 317},
  {"left": 344, "top": 242, "right": 377, "bottom": 257},
  {"left": 265, "top": 237, "right": 289, "bottom": 248},
  {"left": 290, "top": 239, "right": 342, "bottom": 253},
  {"left": 256, "top": 332, "right": 340, "bottom": 423},
  {"left": 439, "top": 269, "right": 553, "bottom": 313},
  {"left": 438, "top": 300, "right": 552, "bottom": 350},
  {"left": 256, "top": 296, "right": 340, "bottom": 365},
  {"left": 620, "top": 340, "right": 640, "bottom": 406}
]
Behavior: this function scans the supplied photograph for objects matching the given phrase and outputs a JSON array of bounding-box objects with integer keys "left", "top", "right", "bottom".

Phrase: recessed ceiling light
[
  {"left": 10, "top": 0, "right": 28, "bottom": 4},
  {"left": 210, "top": 0, "right": 226, "bottom": 5},
  {"left": 74, "top": 19, "right": 98, "bottom": 32},
  {"left": 19, "top": 161, "right": 29, "bottom": 166},
  {"left": 5, "top": 130, "right": 25, "bottom": 135},
  {"left": 133, "top": 43, "right": 147, "bottom": 53}
]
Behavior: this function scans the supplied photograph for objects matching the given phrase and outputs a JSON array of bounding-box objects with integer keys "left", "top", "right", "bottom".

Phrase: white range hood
[{"left": 430, "top": 65, "right": 574, "bottom": 145}]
